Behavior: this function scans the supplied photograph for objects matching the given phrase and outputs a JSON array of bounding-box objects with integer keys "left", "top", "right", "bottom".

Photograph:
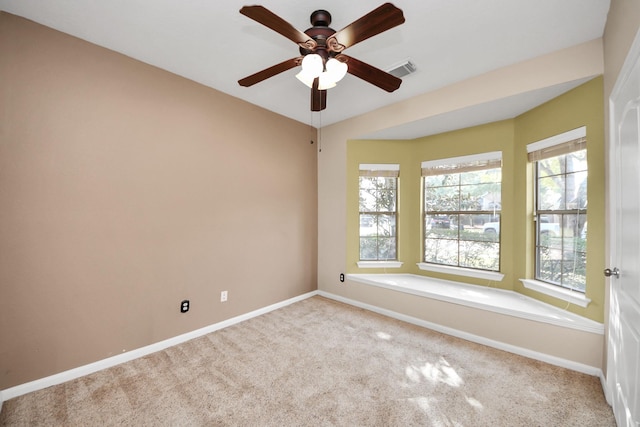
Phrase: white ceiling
[{"left": 0, "top": 1, "right": 610, "bottom": 138}]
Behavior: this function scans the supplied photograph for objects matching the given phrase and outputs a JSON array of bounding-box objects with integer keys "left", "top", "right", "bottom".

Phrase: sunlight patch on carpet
[
  {"left": 376, "top": 331, "right": 392, "bottom": 340},
  {"left": 405, "top": 357, "right": 464, "bottom": 387},
  {"left": 465, "top": 395, "right": 484, "bottom": 409}
]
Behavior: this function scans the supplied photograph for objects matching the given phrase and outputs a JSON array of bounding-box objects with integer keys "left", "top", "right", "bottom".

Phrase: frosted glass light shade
[
  {"left": 300, "top": 54, "right": 323, "bottom": 78},
  {"left": 326, "top": 58, "right": 348, "bottom": 82},
  {"left": 296, "top": 72, "right": 337, "bottom": 90},
  {"left": 318, "top": 72, "right": 337, "bottom": 90},
  {"left": 295, "top": 71, "right": 315, "bottom": 88}
]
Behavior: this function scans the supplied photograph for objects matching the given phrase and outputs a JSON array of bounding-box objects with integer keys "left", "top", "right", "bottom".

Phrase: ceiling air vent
[{"left": 387, "top": 60, "right": 416, "bottom": 78}]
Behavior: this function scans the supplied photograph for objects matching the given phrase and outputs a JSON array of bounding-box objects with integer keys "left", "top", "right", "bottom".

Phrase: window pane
[
  {"left": 425, "top": 187, "right": 460, "bottom": 212},
  {"left": 538, "top": 175, "right": 565, "bottom": 210},
  {"left": 534, "top": 148, "right": 587, "bottom": 292},
  {"left": 377, "top": 237, "right": 397, "bottom": 260},
  {"left": 424, "top": 174, "right": 459, "bottom": 187},
  {"left": 566, "top": 171, "right": 588, "bottom": 209},
  {"left": 359, "top": 173, "right": 398, "bottom": 261},
  {"left": 459, "top": 183, "right": 501, "bottom": 211},
  {"left": 425, "top": 214, "right": 451, "bottom": 231},
  {"left": 360, "top": 237, "right": 378, "bottom": 260},
  {"left": 359, "top": 214, "right": 376, "bottom": 236},
  {"left": 459, "top": 241, "right": 500, "bottom": 270},
  {"left": 423, "top": 161, "right": 501, "bottom": 272},
  {"left": 562, "top": 255, "right": 587, "bottom": 292},
  {"left": 377, "top": 214, "right": 396, "bottom": 237},
  {"left": 536, "top": 250, "right": 561, "bottom": 284},
  {"left": 424, "top": 238, "right": 458, "bottom": 266},
  {"left": 566, "top": 150, "right": 587, "bottom": 172},
  {"left": 460, "top": 168, "right": 501, "bottom": 185},
  {"left": 537, "top": 156, "right": 564, "bottom": 178},
  {"left": 359, "top": 177, "right": 397, "bottom": 212},
  {"left": 481, "top": 219, "right": 500, "bottom": 242},
  {"left": 376, "top": 190, "right": 397, "bottom": 212},
  {"left": 359, "top": 187, "right": 377, "bottom": 211},
  {"left": 377, "top": 176, "right": 397, "bottom": 190},
  {"left": 359, "top": 236, "right": 397, "bottom": 261}
]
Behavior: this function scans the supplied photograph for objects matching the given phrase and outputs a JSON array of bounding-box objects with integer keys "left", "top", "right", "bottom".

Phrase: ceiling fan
[{"left": 238, "top": 3, "right": 405, "bottom": 111}]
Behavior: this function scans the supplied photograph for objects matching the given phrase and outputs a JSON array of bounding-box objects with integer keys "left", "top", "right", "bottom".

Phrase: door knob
[{"left": 604, "top": 267, "right": 620, "bottom": 278}]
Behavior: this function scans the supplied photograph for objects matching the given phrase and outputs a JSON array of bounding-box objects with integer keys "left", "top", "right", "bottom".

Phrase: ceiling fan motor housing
[
  {"left": 310, "top": 10, "right": 331, "bottom": 27},
  {"left": 300, "top": 9, "right": 337, "bottom": 60}
]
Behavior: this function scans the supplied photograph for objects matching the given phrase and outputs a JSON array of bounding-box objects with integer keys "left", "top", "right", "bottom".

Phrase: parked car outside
[
  {"left": 428, "top": 215, "right": 451, "bottom": 229},
  {"left": 482, "top": 221, "right": 560, "bottom": 235}
]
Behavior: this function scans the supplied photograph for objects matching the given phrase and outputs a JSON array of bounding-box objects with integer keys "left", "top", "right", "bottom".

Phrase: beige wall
[
  {"left": 603, "top": 0, "right": 640, "bottom": 98},
  {"left": 0, "top": 13, "right": 317, "bottom": 389}
]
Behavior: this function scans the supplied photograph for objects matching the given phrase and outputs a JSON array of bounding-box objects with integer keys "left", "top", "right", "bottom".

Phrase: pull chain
[{"left": 318, "top": 111, "right": 322, "bottom": 153}]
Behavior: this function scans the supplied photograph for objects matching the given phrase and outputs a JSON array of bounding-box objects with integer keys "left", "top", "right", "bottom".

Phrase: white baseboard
[
  {"left": 600, "top": 370, "right": 612, "bottom": 405},
  {"left": 1, "top": 291, "right": 319, "bottom": 403},
  {"left": 2, "top": 289, "right": 605, "bottom": 408},
  {"left": 318, "top": 290, "right": 604, "bottom": 377}
]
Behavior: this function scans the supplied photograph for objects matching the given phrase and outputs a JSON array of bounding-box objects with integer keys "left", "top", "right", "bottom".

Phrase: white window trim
[
  {"left": 359, "top": 163, "right": 400, "bottom": 172},
  {"left": 357, "top": 261, "right": 404, "bottom": 269},
  {"left": 519, "top": 279, "right": 591, "bottom": 308},
  {"left": 417, "top": 263, "right": 504, "bottom": 281},
  {"left": 526, "top": 126, "right": 586, "bottom": 153},
  {"left": 421, "top": 151, "right": 502, "bottom": 169}
]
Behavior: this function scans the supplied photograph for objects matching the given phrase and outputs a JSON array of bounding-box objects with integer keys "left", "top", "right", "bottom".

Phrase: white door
[{"left": 607, "top": 29, "right": 640, "bottom": 427}]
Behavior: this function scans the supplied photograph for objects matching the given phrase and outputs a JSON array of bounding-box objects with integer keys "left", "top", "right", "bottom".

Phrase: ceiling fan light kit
[
  {"left": 296, "top": 56, "right": 347, "bottom": 90},
  {"left": 238, "top": 3, "right": 405, "bottom": 111}
]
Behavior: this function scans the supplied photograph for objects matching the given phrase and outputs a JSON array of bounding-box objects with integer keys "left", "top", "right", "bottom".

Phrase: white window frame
[
  {"left": 421, "top": 151, "right": 503, "bottom": 277},
  {"left": 523, "top": 126, "right": 590, "bottom": 306},
  {"left": 357, "top": 164, "right": 402, "bottom": 268}
]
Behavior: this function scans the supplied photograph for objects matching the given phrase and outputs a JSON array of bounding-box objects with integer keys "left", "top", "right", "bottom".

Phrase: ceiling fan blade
[
  {"left": 311, "top": 78, "right": 327, "bottom": 111},
  {"left": 341, "top": 55, "right": 402, "bottom": 92},
  {"left": 238, "top": 57, "right": 301, "bottom": 87},
  {"left": 328, "top": 3, "right": 405, "bottom": 51},
  {"left": 240, "top": 6, "right": 314, "bottom": 48}
]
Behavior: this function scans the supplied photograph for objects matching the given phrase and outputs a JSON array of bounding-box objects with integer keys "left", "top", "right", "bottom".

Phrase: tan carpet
[{"left": 0, "top": 296, "right": 615, "bottom": 426}]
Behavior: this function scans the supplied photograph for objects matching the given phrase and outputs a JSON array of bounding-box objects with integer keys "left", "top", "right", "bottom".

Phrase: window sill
[
  {"left": 519, "top": 279, "right": 591, "bottom": 308},
  {"left": 346, "top": 273, "right": 603, "bottom": 334},
  {"left": 357, "top": 261, "right": 404, "bottom": 269},
  {"left": 417, "top": 263, "right": 504, "bottom": 282}
]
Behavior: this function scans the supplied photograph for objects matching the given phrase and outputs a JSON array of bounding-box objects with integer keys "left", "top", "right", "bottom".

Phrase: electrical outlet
[
  {"left": 180, "top": 300, "right": 189, "bottom": 313},
  {"left": 220, "top": 291, "right": 228, "bottom": 302}
]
